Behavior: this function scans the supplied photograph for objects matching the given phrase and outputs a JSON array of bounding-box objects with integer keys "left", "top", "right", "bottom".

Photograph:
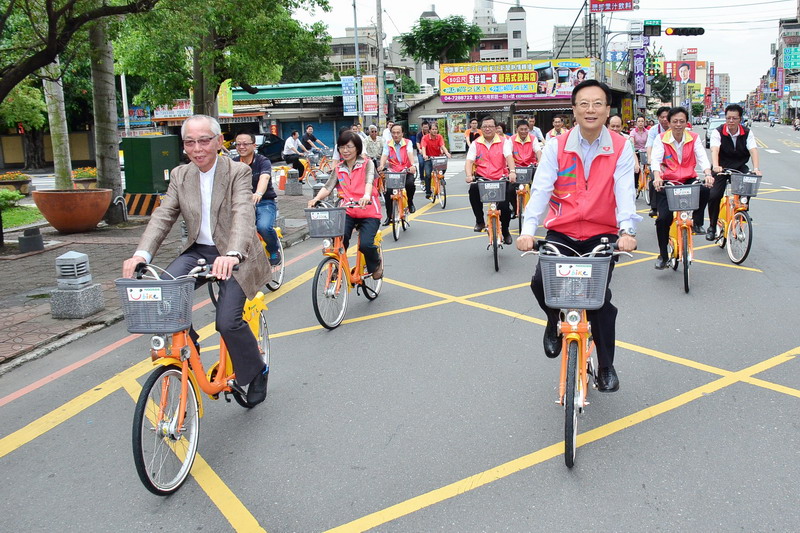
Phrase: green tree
[
  {"left": 0, "top": 78, "right": 47, "bottom": 168},
  {"left": 691, "top": 102, "right": 705, "bottom": 117},
  {"left": 649, "top": 73, "right": 674, "bottom": 104},
  {"left": 398, "top": 75, "right": 420, "bottom": 95},
  {"left": 114, "top": 0, "right": 331, "bottom": 113},
  {"left": 398, "top": 16, "right": 482, "bottom": 64}
]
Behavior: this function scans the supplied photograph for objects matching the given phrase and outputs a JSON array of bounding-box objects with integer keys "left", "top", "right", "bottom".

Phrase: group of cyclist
[{"left": 122, "top": 78, "right": 761, "bottom": 400}]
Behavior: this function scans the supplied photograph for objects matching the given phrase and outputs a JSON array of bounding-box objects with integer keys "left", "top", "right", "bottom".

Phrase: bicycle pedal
[{"left": 223, "top": 391, "right": 233, "bottom": 403}]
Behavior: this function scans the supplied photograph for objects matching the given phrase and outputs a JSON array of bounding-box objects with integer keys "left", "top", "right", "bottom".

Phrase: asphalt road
[{"left": 2, "top": 123, "right": 799, "bottom": 532}]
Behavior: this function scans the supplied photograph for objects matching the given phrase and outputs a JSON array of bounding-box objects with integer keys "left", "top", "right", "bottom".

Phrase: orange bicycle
[
  {"left": 305, "top": 202, "right": 384, "bottom": 329},
  {"left": 300, "top": 148, "right": 335, "bottom": 183},
  {"left": 385, "top": 170, "right": 411, "bottom": 241},
  {"left": 663, "top": 181, "right": 702, "bottom": 293},
  {"left": 116, "top": 262, "right": 269, "bottom": 495},
  {"left": 711, "top": 169, "right": 760, "bottom": 264},
  {"left": 635, "top": 150, "right": 650, "bottom": 204},
  {"left": 514, "top": 166, "right": 535, "bottom": 234},
  {"left": 476, "top": 178, "right": 509, "bottom": 272},
  {"left": 429, "top": 156, "right": 448, "bottom": 209},
  {"left": 524, "top": 238, "right": 629, "bottom": 468}
]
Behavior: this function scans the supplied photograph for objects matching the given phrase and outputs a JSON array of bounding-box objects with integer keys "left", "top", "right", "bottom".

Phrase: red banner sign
[{"left": 589, "top": 0, "right": 635, "bottom": 12}]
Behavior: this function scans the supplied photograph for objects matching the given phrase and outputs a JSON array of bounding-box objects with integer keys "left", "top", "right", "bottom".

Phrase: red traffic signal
[{"left": 665, "top": 27, "right": 705, "bottom": 36}]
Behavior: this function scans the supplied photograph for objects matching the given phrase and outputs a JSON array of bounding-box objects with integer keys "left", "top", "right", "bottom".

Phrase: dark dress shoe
[
  {"left": 503, "top": 234, "right": 513, "bottom": 245},
  {"left": 648, "top": 208, "right": 657, "bottom": 218},
  {"left": 409, "top": 204, "right": 416, "bottom": 213},
  {"left": 473, "top": 223, "right": 486, "bottom": 232},
  {"left": 693, "top": 224, "right": 705, "bottom": 235},
  {"left": 654, "top": 257, "right": 668, "bottom": 270},
  {"left": 246, "top": 369, "right": 268, "bottom": 405},
  {"left": 596, "top": 366, "right": 619, "bottom": 392},
  {"left": 543, "top": 321, "right": 562, "bottom": 359},
  {"left": 705, "top": 227, "right": 716, "bottom": 241},
  {"left": 382, "top": 218, "right": 391, "bottom": 226}
]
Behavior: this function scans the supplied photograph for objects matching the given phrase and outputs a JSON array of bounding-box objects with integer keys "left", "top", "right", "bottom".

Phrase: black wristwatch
[{"left": 226, "top": 251, "right": 244, "bottom": 262}]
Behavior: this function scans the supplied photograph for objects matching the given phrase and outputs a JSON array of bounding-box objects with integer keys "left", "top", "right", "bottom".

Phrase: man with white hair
[
  {"left": 121, "top": 114, "right": 271, "bottom": 406},
  {"left": 364, "top": 124, "right": 384, "bottom": 167}
]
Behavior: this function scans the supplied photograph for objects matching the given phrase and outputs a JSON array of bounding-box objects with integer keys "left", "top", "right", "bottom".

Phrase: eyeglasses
[
  {"left": 576, "top": 100, "right": 607, "bottom": 110},
  {"left": 236, "top": 142, "right": 254, "bottom": 147},
  {"left": 183, "top": 136, "right": 216, "bottom": 148}
]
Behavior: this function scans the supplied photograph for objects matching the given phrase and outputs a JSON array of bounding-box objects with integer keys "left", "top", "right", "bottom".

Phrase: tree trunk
[
  {"left": 89, "top": 19, "right": 124, "bottom": 224},
  {"left": 22, "top": 129, "right": 46, "bottom": 170},
  {"left": 41, "top": 59, "right": 72, "bottom": 189},
  {"left": 191, "top": 32, "right": 218, "bottom": 118}
]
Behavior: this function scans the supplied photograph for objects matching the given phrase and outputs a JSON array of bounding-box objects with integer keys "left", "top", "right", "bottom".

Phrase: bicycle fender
[{"left": 152, "top": 359, "right": 205, "bottom": 418}]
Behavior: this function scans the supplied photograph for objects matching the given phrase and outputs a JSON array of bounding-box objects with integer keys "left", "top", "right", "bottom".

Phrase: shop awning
[{"left": 234, "top": 82, "right": 343, "bottom": 101}]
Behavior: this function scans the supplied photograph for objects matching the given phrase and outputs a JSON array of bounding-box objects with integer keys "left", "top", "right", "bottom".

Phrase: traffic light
[
  {"left": 664, "top": 27, "right": 705, "bottom": 36},
  {"left": 643, "top": 24, "right": 661, "bottom": 37}
]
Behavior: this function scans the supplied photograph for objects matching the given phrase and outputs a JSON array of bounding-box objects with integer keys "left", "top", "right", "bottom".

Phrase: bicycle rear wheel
[
  {"left": 681, "top": 227, "right": 690, "bottom": 293},
  {"left": 231, "top": 310, "right": 270, "bottom": 408},
  {"left": 392, "top": 199, "right": 401, "bottom": 241},
  {"left": 438, "top": 178, "right": 447, "bottom": 209},
  {"left": 132, "top": 365, "right": 199, "bottom": 495},
  {"left": 726, "top": 211, "right": 752, "bottom": 264},
  {"left": 312, "top": 257, "right": 348, "bottom": 329},
  {"left": 564, "top": 341, "right": 578, "bottom": 468},
  {"left": 491, "top": 217, "right": 500, "bottom": 272},
  {"left": 266, "top": 237, "right": 285, "bottom": 292},
  {"left": 643, "top": 171, "right": 651, "bottom": 205}
]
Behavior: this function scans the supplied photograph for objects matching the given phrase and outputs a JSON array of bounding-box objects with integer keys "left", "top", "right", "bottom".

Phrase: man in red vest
[
  {"left": 378, "top": 123, "right": 418, "bottom": 224},
  {"left": 510, "top": 119, "right": 543, "bottom": 168},
  {"left": 516, "top": 80, "right": 640, "bottom": 393},
  {"left": 464, "top": 116, "right": 517, "bottom": 243}
]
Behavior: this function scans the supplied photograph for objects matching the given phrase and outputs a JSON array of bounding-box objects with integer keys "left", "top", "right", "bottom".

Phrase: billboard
[
  {"left": 590, "top": 0, "right": 635, "bottom": 13},
  {"left": 362, "top": 75, "right": 378, "bottom": 116},
  {"left": 664, "top": 61, "right": 697, "bottom": 84},
  {"left": 341, "top": 76, "right": 358, "bottom": 116},
  {"left": 440, "top": 59, "right": 594, "bottom": 103}
]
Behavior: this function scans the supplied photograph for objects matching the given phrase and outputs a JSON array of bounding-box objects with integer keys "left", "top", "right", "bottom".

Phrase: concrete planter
[
  {"left": 0, "top": 179, "right": 33, "bottom": 196},
  {"left": 32, "top": 188, "right": 112, "bottom": 233},
  {"left": 71, "top": 178, "right": 98, "bottom": 190}
]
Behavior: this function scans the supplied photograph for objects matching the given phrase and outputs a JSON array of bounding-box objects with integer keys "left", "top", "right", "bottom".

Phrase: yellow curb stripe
[
  {"left": 325, "top": 349, "right": 797, "bottom": 532},
  {"left": 120, "top": 380, "right": 267, "bottom": 533},
  {"left": 0, "top": 359, "right": 153, "bottom": 459}
]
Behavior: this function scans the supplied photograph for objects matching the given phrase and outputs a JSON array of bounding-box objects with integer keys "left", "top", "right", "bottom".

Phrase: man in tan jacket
[{"left": 122, "top": 115, "right": 271, "bottom": 405}]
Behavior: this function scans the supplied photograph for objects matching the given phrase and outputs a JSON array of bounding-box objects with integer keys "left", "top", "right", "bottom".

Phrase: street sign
[{"left": 644, "top": 19, "right": 661, "bottom": 25}]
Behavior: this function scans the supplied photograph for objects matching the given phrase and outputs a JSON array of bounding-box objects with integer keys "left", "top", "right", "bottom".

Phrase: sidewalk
[{"left": 0, "top": 186, "right": 313, "bottom": 372}]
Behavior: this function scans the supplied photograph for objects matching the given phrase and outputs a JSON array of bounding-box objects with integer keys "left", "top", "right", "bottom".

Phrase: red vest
[
  {"left": 473, "top": 136, "right": 507, "bottom": 179},
  {"left": 658, "top": 130, "right": 699, "bottom": 183},
  {"left": 386, "top": 139, "right": 412, "bottom": 172},
  {"left": 336, "top": 157, "right": 381, "bottom": 219},
  {"left": 511, "top": 134, "right": 536, "bottom": 166},
  {"left": 543, "top": 130, "right": 626, "bottom": 240}
]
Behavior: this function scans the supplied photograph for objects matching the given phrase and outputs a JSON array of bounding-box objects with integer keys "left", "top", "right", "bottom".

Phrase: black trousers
[
  {"left": 469, "top": 181, "right": 513, "bottom": 236},
  {"left": 343, "top": 216, "right": 381, "bottom": 273},
  {"left": 530, "top": 231, "right": 619, "bottom": 369},
  {"left": 166, "top": 244, "right": 264, "bottom": 386},
  {"left": 707, "top": 165, "right": 747, "bottom": 228},
  {"left": 283, "top": 153, "right": 305, "bottom": 176},
  {"left": 384, "top": 172, "right": 416, "bottom": 218},
  {"left": 654, "top": 179, "right": 710, "bottom": 259}
]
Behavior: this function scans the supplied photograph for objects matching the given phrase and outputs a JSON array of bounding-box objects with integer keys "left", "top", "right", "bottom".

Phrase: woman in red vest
[
  {"left": 308, "top": 130, "right": 383, "bottom": 279},
  {"left": 649, "top": 106, "right": 713, "bottom": 270}
]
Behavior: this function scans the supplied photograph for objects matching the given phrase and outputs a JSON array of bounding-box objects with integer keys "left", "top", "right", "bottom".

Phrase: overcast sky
[{"left": 297, "top": 0, "right": 798, "bottom": 101}]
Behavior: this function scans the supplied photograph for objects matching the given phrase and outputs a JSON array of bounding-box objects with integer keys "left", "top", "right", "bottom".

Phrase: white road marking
[
  {"left": 793, "top": 150, "right": 800, "bottom": 155},
  {"left": 764, "top": 149, "right": 780, "bottom": 154}
]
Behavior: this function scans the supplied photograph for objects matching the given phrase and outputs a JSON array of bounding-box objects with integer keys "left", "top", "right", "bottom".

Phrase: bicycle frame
[
  {"left": 515, "top": 183, "right": 530, "bottom": 214},
  {"left": 320, "top": 234, "right": 368, "bottom": 290},
  {"left": 668, "top": 209, "right": 694, "bottom": 263},
  {"left": 486, "top": 202, "right": 501, "bottom": 245},
  {"left": 431, "top": 170, "right": 443, "bottom": 196},
  {"left": 558, "top": 311, "right": 594, "bottom": 410}
]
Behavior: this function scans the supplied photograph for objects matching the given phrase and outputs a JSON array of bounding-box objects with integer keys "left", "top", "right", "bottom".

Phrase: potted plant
[
  {"left": 0, "top": 171, "right": 34, "bottom": 196},
  {"left": 71, "top": 166, "right": 98, "bottom": 189}
]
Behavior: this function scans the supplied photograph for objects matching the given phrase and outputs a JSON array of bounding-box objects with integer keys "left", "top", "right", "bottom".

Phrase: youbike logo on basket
[
  {"left": 743, "top": 176, "right": 758, "bottom": 183},
  {"left": 126, "top": 287, "right": 163, "bottom": 301},
  {"left": 673, "top": 187, "right": 693, "bottom": 196},
  {"left": 483, "top": 182, "right": 501, "bottom": 189},
  {"left": 555, "top": 263, "right": 593, "bottom": 278},
  {"left": 310, "top": 212, "right": 330, "bottom": 220}
]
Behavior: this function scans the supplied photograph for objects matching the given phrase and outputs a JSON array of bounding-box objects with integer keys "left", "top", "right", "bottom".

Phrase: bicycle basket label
[
  {"left": 673, "top": 188, "right": 692, "bottom": 196},
  {"left": 126, "top": 287, "right": 162, "bottom": 301},
  {"left": 555, "top": 263, "right": 592, "bottom": 278},
  {"left": 310, "top": 212, "right": 330, "bottom": 220},
  {"left": 743, "top": 176, "right": 758, "bottom": 183},
  {"left": 484, "top": 183, "right": 500, "bottom": 189}
]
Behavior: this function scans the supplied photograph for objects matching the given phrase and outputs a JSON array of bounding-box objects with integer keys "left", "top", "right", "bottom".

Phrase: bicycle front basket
[
  {"left": 115, "top": 277, "right": 195, "bottom": 334},
  {"left": 729, "top": 173, "right": 761, "bottom": 197},
  {"left": 305, "top": 207, "right": 347, "bottom": 238},
  {"left": 477, "top": 180, "right": 507, "bottom": 203},
  {"left": 538, "top": 254, "right": 611, "bottom": 310},
  {"left": 431, "top": 156, "right": 448, "bottom": 171},
  {"left": 515, "top": 167, "right": 534, "bottom": 185},
  {"left": 665, "top": 183, "right": 701, "bottom": 212},
  {"left": 385, "top": 172, "right": 406, "bottom": 190}
]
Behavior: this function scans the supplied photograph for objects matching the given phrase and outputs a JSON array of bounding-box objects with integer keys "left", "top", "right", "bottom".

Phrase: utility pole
[
  {"left": 352, "top": 0, "right": 363, "bottom": 126},
  {"left": 376, "top": 0, "right": 385, "bottom": 127}
]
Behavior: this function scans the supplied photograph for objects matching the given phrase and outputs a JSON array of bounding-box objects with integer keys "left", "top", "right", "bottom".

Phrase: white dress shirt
[
  {"left": 709, "top": 126, "right": 757, "bottom": 150},
  {"left": 645, "top": 123, "right": 668, "bottom": 148},
  {"left": 521, "top": 127, "right": 640, "bottom": 237},
  {"left": 650, "top": 131, "right": 710, "bottom": 173}
]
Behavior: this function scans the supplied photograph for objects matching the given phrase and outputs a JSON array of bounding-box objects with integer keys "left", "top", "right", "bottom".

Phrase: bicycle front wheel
[
  {"left": 726, "top": 211, "right": 752, "bottom": 264},
  {"left": 132, "top": 365, "right": 200, "bottom": 495},
  {"left": 312, "top": 257, "right": 348, "bottom": 329},
  {"left": 681, "top": 227, "right": 691, "bottom": 293},
  {"left": 564, "top": 341, "right": 578, "bottom": 468},
  {"left": 438, "top": 178, "right": 447, "bottom": 209},
  {"left": 266, "top": 237, "right": 285, "bottom": 292},
  {"left": 490, "top": 218, "right": 500, "bottom": 272},
  {"left": 232, "top": 310, "right": 270, "bottom": 408},
  {"left": 392, "top": 199, "right": 401, "bottom": 241}
]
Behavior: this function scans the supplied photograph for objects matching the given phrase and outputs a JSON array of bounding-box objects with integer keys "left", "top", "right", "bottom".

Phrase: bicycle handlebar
[
  {"left": 520, "top": 238, "right": 632, "bottom": 259},
  {"left": 133, "top": 261, "right": 238, "bottom": 282}
]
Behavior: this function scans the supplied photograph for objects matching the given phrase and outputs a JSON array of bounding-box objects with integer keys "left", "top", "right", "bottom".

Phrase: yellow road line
[
  {"left": 615, "top": 340, "right": 731, "bottom": 376},
  {"left": 413, "top": 206, "right": 473, "bottom": 216},
  {"left": 120, "top": 380, "right": 267, "bottom": 533},
  {"left": 692, "top": 259, "right": 762, "bottom": 272},
  {"left": 384, "top": 234, "right": 485, "bottom": 253},
  {"left": 756, "top": 137, "right": 768, "bottom": 148},
  {"left": 742, "top": 376, "right": 800, "bottom": 398},
  {"left": 753, "top": 197, "right": 800, "bottom": 204},
  {"left": 413, "top": 218, "right": 477, "bottom": 230},
  {"left": 325, "top": 348, "right": 797, "bottom": 532},
  {"left": 461, "top": 282, "right": 530, "bottom": 299}
]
